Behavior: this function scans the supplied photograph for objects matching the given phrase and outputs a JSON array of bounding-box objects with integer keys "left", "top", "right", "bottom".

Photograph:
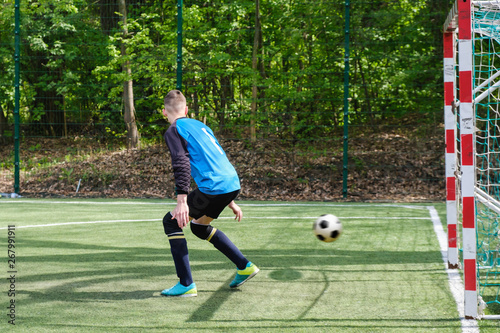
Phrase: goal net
[{"left": 444, "top": 0, "right": 500, "bottom": 319}]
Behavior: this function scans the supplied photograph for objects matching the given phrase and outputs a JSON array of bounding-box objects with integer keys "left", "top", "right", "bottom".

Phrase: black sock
[
  {"left": 168, "top": 238, "right": 193, "bottom": 287},
  {"left": 209, "top": 229, "right": 249, "bottom": 270}
]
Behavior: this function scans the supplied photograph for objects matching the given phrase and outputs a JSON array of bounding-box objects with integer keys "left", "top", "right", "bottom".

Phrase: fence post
[
  {"left": 14, "top": 0, "right": 21, "bottom": 194},
  {"left": 176, "top": 0, "right": 183, "bottom": 91},
  {"left": 342, "top": 0, "right": 350, "bottom": 199}
]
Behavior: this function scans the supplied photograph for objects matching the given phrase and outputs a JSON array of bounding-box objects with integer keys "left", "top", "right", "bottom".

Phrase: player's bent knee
[
  {"left": 163, "top": 212, "right": 182, "bottom": 236},
  {"left": 190, "top": 222, "right": 216, "bottom": 241}
]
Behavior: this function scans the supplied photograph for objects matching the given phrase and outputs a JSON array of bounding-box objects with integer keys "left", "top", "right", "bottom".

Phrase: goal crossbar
[
  {"left": 476, "top": 187, "right": 500, "bottom": 215},
  {"left": 474, "top": 69, "right": 500, "bottom": 93}
]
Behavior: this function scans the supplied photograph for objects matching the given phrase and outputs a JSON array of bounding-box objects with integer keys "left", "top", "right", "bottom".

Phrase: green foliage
[
  {"left": 0, "top": 2, "right": 15, "bottom": 118},
  {"left": 60, "top": 166, "right": 74, "bottom": 183}
]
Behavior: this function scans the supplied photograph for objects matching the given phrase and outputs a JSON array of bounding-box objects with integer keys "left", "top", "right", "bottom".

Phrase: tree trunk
[
  {"left": 118, "top": 0, "right": 140, "bottom": 149},
  {"left": 192, "top": 86, "right": 199, "bottom": 118},
  {"left": 0, "top": 104, "right": 6, "bottom": 142},
  {"left": 38, "top": 88, "right": 64, "bottom": 137},
  {"left": 356, "top": 56, "right": 374, "bottom": 122},
  {"left": 219, "top": 75, "right": 234, "bottom": 133},
  {"left": 250, "top": 0, "right": 262, "bottom": 142}
]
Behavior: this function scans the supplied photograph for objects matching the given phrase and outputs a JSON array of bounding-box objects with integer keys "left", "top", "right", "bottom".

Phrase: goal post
[
  {"left": 444, "top": 0, "right": 500, "bottom": 320},
  {"left": 444, "top": 29, "right": 459, "bottom": 270}
]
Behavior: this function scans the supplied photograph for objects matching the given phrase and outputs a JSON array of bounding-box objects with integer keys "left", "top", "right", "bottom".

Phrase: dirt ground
[{"left": 0, "top": 133, "right": 445, "bottom": 202}]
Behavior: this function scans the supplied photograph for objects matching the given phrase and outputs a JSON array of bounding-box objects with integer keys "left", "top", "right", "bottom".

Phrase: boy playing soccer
[{"left": 160, "top": 89, "right": 259, "bottom": 297}]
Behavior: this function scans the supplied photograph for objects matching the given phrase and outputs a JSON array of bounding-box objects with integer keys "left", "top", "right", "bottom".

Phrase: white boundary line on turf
[
  {"left": 0, "top": 200, "right": 176, "bottom": 205},
  {"left": 0, "top": 216, "right": 430, "bottom": 230},
  {"left": 0, "top": 219, "right": 161, "bottom": 229},
  {"left": 0, "top": 199, "right": 428, "bottom": 210},
  {"left": 427, "top": 206, "right": 480, "bottom": 333}
]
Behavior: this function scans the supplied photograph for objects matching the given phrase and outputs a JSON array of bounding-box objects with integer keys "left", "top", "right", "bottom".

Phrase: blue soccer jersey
[{"left": 164, "top": 118, "right": 240, "bottom": 195}]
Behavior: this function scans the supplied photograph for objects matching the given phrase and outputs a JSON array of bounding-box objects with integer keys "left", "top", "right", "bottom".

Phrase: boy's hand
[
  {"left": 172, "top": 194, "right": 189, "bottom": 228},
  {"left": 228, "top": 200, "right": 243, "bottom": 222}
]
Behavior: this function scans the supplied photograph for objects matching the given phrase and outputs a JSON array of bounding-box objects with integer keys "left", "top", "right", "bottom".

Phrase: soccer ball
[{"left": 313, "top": 214, "right": 342, "bottom": 242}]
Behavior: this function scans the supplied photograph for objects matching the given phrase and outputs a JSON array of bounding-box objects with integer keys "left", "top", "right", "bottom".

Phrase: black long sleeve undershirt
[{"left": 164, "top": 122, "right": 191, "bottom": 195}]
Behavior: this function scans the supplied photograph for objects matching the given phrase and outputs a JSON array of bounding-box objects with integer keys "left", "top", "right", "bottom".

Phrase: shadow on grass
[
  {"left": 18, "top": 236, "right": 443, "bottom": 298},
  {"left": 19, "top": 236, "right": 443, "bottom": 267},
  {"left": 13, "top": 236, "right": 466, "bottom": 331}
]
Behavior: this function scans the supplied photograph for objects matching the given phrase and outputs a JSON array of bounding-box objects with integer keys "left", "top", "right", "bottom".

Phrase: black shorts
[{"left": 187, "top": 189, "right": 240, "bottom": 220}]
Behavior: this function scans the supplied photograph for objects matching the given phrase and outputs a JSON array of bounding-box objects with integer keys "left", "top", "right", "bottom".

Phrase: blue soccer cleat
[
  {"left": 161, "top": 282, "right": 197, "bottom": 297},
  {"left": 229, "top": 262, "right": 259, "bottom": 288}
]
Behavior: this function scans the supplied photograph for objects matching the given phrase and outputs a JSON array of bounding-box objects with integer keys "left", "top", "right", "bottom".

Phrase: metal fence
[{"left": 0, "top": 0, "right": 446, "bottom": 201}]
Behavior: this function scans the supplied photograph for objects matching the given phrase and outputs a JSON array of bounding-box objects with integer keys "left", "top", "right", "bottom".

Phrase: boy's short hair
[{"left": 164, "top": 90, "right": 186, "bottom": 113}]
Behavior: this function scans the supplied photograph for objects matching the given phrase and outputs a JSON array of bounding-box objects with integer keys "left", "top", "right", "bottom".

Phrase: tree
[
  {"left": 118, "top": 0, "right": 140, "bottom": 149},
  {"left": 1, "top": 0, "right": 453, "bottom": 143},
  {"left": 250, "top": 0, "right": 263, "bottom": 142},
  {"left": 19, "top": 0, "right": 110, "bottom": 137},
  {"left": 0, "top": 1, "right": 14, "bottom": 142},
  {"left": 0, "top": 104, "right": 7, "bottom": 141}
]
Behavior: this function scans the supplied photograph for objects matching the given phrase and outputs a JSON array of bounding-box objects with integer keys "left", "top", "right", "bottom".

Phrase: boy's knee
[
  {"left": 163, "top": 212, "right": 182, "bottom": 236},
  {"left": 190, "top": 222, "right": 216, "bottom": 241}
]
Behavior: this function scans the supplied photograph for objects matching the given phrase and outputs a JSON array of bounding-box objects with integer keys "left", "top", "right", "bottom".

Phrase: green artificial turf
[{"left": 0, "top": 199, "right": 497, "bottom": 332}]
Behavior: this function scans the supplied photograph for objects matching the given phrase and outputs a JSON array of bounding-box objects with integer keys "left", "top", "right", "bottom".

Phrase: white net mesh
[{"left": 472, "top": 0, "right": 500, "bottom": 313}]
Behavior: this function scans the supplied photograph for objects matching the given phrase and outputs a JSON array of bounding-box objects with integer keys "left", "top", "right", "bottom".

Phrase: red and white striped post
[
  {"left": 458, "top": 0, "right": 477, "bottom": 319},
  {"left": 443, "top": 30, "right": 459, "bottom": 269}
]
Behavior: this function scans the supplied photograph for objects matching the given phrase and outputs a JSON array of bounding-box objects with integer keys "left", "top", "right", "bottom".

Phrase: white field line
[
  {"left": 0, "top": 216, "right": 429, "bottom": 230},
  {"left": 0, "top": 200, "right": 176, "bottom": 205},
  {"left": 427, "top": 206, "right": 479, "bottom": 333},
  {"left": 0, "top": 199, "right": 427, "bottom": 210},
  {"left": 0, "top": 219, "right": 161, "bottom": 229}
]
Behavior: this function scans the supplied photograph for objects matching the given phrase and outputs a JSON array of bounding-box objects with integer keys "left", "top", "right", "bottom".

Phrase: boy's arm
[
  {"left": 164, "top": 126, "right": 191, "bottom": 195},
  {"left": 164, "top": 126, "right": 191, "bottom": 228}
]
